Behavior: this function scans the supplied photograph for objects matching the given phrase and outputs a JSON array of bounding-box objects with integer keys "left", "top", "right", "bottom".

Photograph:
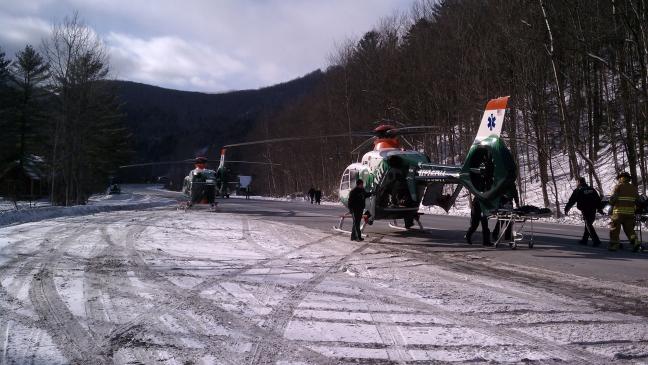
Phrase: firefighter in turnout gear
[
  {"left": 564, "top": 177, "right": 602, "bottom": 246},
  {"left": 608, "top": 172, "right": 640, "bottom": 252}
]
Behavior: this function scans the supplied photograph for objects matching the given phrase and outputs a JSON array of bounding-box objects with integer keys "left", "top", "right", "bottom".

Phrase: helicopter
[
  {"left": 118, "top": 154, "right": 277, "bottom": 209},
  {"left": 333, "top": 96, "right": 515, "bottom": 232}
]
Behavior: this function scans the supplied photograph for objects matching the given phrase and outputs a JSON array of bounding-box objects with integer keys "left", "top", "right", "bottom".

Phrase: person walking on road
[
  {"left": 465, "top": 198, "right": 491, "bottom": 246},
  {"left": 308, "top": 187, "right": 315, "bottom": 204},
  {"left": 608, "top": 172, "right": 640, "bottom": 252},
  {"left": 564, "top": 177, "right": 603, "bottom": 247},
  {"left": 314, "top": 189, "right": 322, "bottom": 205},
  {"left": 348, "top": 179, "right": 371, "bottom": 241}
]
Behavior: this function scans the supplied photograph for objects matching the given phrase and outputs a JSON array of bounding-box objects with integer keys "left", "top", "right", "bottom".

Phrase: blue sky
[{"left": 0, "top": 0, "right": 413, "bottom": 92}]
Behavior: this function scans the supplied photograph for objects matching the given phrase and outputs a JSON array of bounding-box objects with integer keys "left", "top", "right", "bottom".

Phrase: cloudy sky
[{"left": 0, "top": 0, "right": 413, "bottom": 92}]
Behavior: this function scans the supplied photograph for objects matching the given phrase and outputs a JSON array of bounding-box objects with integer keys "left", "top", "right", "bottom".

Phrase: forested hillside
[
  {"left": 113, "top": 70, "right": 323, "bottom": 165},
  {"left": 241, "top": 0, "right": 648, "bottom": 216}
]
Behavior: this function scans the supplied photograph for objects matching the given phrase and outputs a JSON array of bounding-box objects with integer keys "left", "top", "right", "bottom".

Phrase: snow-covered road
[{"left": 1, "top": 206, "right": 647, "bottom": 364}]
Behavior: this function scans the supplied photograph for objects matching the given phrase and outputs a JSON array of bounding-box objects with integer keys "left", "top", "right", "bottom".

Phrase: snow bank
[
  {"left": 230, "top": 194, "right": 341, "bottom": 206},
  {"left": 0, "top": 185, "right": 175, "bottom": 227}
]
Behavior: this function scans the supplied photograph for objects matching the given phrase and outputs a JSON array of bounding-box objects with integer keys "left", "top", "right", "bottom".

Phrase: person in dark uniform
[
  {"left": 564, "top": 177, "right": 603, "bottom": 246},
  {"left": 465, "top": 198, "right": 491, "bottom": 246},
  {"left": 608, "top": 171, "right": 640, "bottom": 252},
  {"left": 314, "top": 189, "right": 322, "bottom": 205},
  {"left": 348, "top": 179, "right": 372, "bottom": 241},
  {"left": 308, "top": 187, "right": 316, "bottom": 204}
]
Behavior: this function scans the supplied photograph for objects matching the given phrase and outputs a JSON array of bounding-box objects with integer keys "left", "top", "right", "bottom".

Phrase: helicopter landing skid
[
  {"left": 332, "top": 213, "right": 367, "bottom": 238},
  {"left": 388, "top": 219, "right": 424, "bottom": 231}
]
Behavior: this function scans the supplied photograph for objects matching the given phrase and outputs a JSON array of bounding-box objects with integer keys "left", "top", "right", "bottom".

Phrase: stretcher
[{"left": 488, "top": 208, "right": 552, "bottom": 249}]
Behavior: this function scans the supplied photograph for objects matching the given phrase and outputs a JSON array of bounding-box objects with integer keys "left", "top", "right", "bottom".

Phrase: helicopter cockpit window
[{"left": 340, "top": 169, "right": 350, "bottom": 190}]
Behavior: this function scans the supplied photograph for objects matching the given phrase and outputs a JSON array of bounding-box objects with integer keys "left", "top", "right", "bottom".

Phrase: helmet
[{"left": 195, "top": 157, "right": 208, "bottom": 164}]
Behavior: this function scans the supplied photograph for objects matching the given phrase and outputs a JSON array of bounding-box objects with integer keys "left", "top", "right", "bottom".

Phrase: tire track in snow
[
  {"left": 24, "top": 215, "right": 132, "bottom": 364},
  {"left": 104, "top": 212, "right": 337, "bottom": 365},
  {"left": 30, "top": 267, "right": 110, "bottom": 364},
  {"left": 82, "top": 218, "right": 161, "bottom": 361},
  {"left": 248, "top": 241, "right": 372, "bottom": 365},
  {"left": 0, "top": 223, "right": 88, "bottom": 305},
  {"left": 325, "top": 238, "right": 620, "bottom": 363},
  {"left": 1, "top": 223, "right": 96, "bottom": 364}
]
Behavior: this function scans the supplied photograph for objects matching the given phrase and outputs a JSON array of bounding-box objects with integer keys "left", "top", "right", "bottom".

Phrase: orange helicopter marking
[
  {"left": 485, "top": 96, "right": 509, "bottom": 111},
  {"left": 374, "top": 138, "right": 401, "bottom": 150}
]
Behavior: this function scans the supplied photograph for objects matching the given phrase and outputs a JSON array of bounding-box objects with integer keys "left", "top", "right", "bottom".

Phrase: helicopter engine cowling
[{"left": 459, "top": 136, "right": 517, "bottom": 212}]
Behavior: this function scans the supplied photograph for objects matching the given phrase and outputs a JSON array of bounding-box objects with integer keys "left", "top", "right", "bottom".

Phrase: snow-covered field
[{"left": 1, "top": 203, "right": 647, "bottom": 364}]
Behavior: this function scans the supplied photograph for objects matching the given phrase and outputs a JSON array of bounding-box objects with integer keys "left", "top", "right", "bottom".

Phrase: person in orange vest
[{"left": 608, "top": 171, "right": 640, "bottom": 252}]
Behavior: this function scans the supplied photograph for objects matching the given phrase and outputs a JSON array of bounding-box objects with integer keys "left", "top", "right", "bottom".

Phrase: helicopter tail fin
[
  {"left": 473, "top": 96, "right": 509, "bottom": 144},
  {"left": 219, "top": 148, "right": 226, "bottom": 169}
]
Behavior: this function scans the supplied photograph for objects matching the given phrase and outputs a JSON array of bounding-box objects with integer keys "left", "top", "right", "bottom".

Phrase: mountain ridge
[{"left": 111, "top": 69, "right": 324, "bottom": 165}]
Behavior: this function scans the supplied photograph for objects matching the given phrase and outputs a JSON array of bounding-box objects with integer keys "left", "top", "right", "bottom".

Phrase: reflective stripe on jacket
[{"left": 610, "top": 181, "right": 638, "bottom": 216}]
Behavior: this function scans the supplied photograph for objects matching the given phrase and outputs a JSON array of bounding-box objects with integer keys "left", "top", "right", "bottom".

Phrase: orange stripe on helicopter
[
  {"left": 374, "top": 138, "right": 401, "bottom": 150},
  {"left": 485, "top": 96, "right": 509, "bottom": 111}
]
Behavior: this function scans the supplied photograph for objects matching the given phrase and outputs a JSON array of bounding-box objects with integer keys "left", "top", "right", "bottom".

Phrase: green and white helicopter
[
  {"left": 119, "top": 155, "right": 276, "bottom": 210},
  {"left": 333, "top": 96, "right": 516, "bottom": 232}
]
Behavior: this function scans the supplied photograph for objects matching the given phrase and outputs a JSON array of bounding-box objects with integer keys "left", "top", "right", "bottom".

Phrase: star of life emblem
[{"left": 487, "top": 114, "right": 496, "bottom": 131}]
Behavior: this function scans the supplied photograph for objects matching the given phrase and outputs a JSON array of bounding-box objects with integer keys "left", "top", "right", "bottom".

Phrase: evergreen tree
[
  {"left": 10, "top": 45, "right": 50, "bottom": 166},
  {"left": 0, "top": 48, "right": 12, "bottom": 168}
]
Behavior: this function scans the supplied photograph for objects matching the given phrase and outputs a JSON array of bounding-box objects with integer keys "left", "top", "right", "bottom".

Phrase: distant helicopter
[{"left": 119, "top": 154, "right": 277, "bottom": 209}]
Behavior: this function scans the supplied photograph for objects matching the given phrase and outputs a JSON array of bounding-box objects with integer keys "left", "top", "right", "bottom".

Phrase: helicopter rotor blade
[
  {"left": 384, "top": 126, "right": 442, "bottom": 137},
  {"left": 350, "top": 137, "right": 376, "bottom": 154},
  {"left": 225, "top": 160, "right": 281, "bottom": 166},
  {"left": 400, "top": 136, "right": 416, "bottom": 150},
  {"left": 223, "top": 133, "right": 372, "bottom": 149},
  {"left": 119, "top": 160, "right": 199, "bottom": 169}
]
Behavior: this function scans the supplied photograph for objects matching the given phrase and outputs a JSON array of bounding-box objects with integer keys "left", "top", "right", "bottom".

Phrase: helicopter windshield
[
  {"left": 340, "top": 168, "right": 359, "bottom": 191},
  {"left": 340, "top": 169, "right": 350, "bottom": 191}
]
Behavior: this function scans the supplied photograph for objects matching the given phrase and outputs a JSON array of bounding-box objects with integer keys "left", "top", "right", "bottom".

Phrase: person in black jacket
[
  {"left": 308, "top": 187, "right": 315, "bottom": 204},
  {"left": 565, "top": 177, "right": 603, "bottom": 246},
  {"left": 465, "top": 198, "right": 491, "bottom": 246},
  {"left": 348, "top": 179, "right": 372, "bottom": 241}
]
